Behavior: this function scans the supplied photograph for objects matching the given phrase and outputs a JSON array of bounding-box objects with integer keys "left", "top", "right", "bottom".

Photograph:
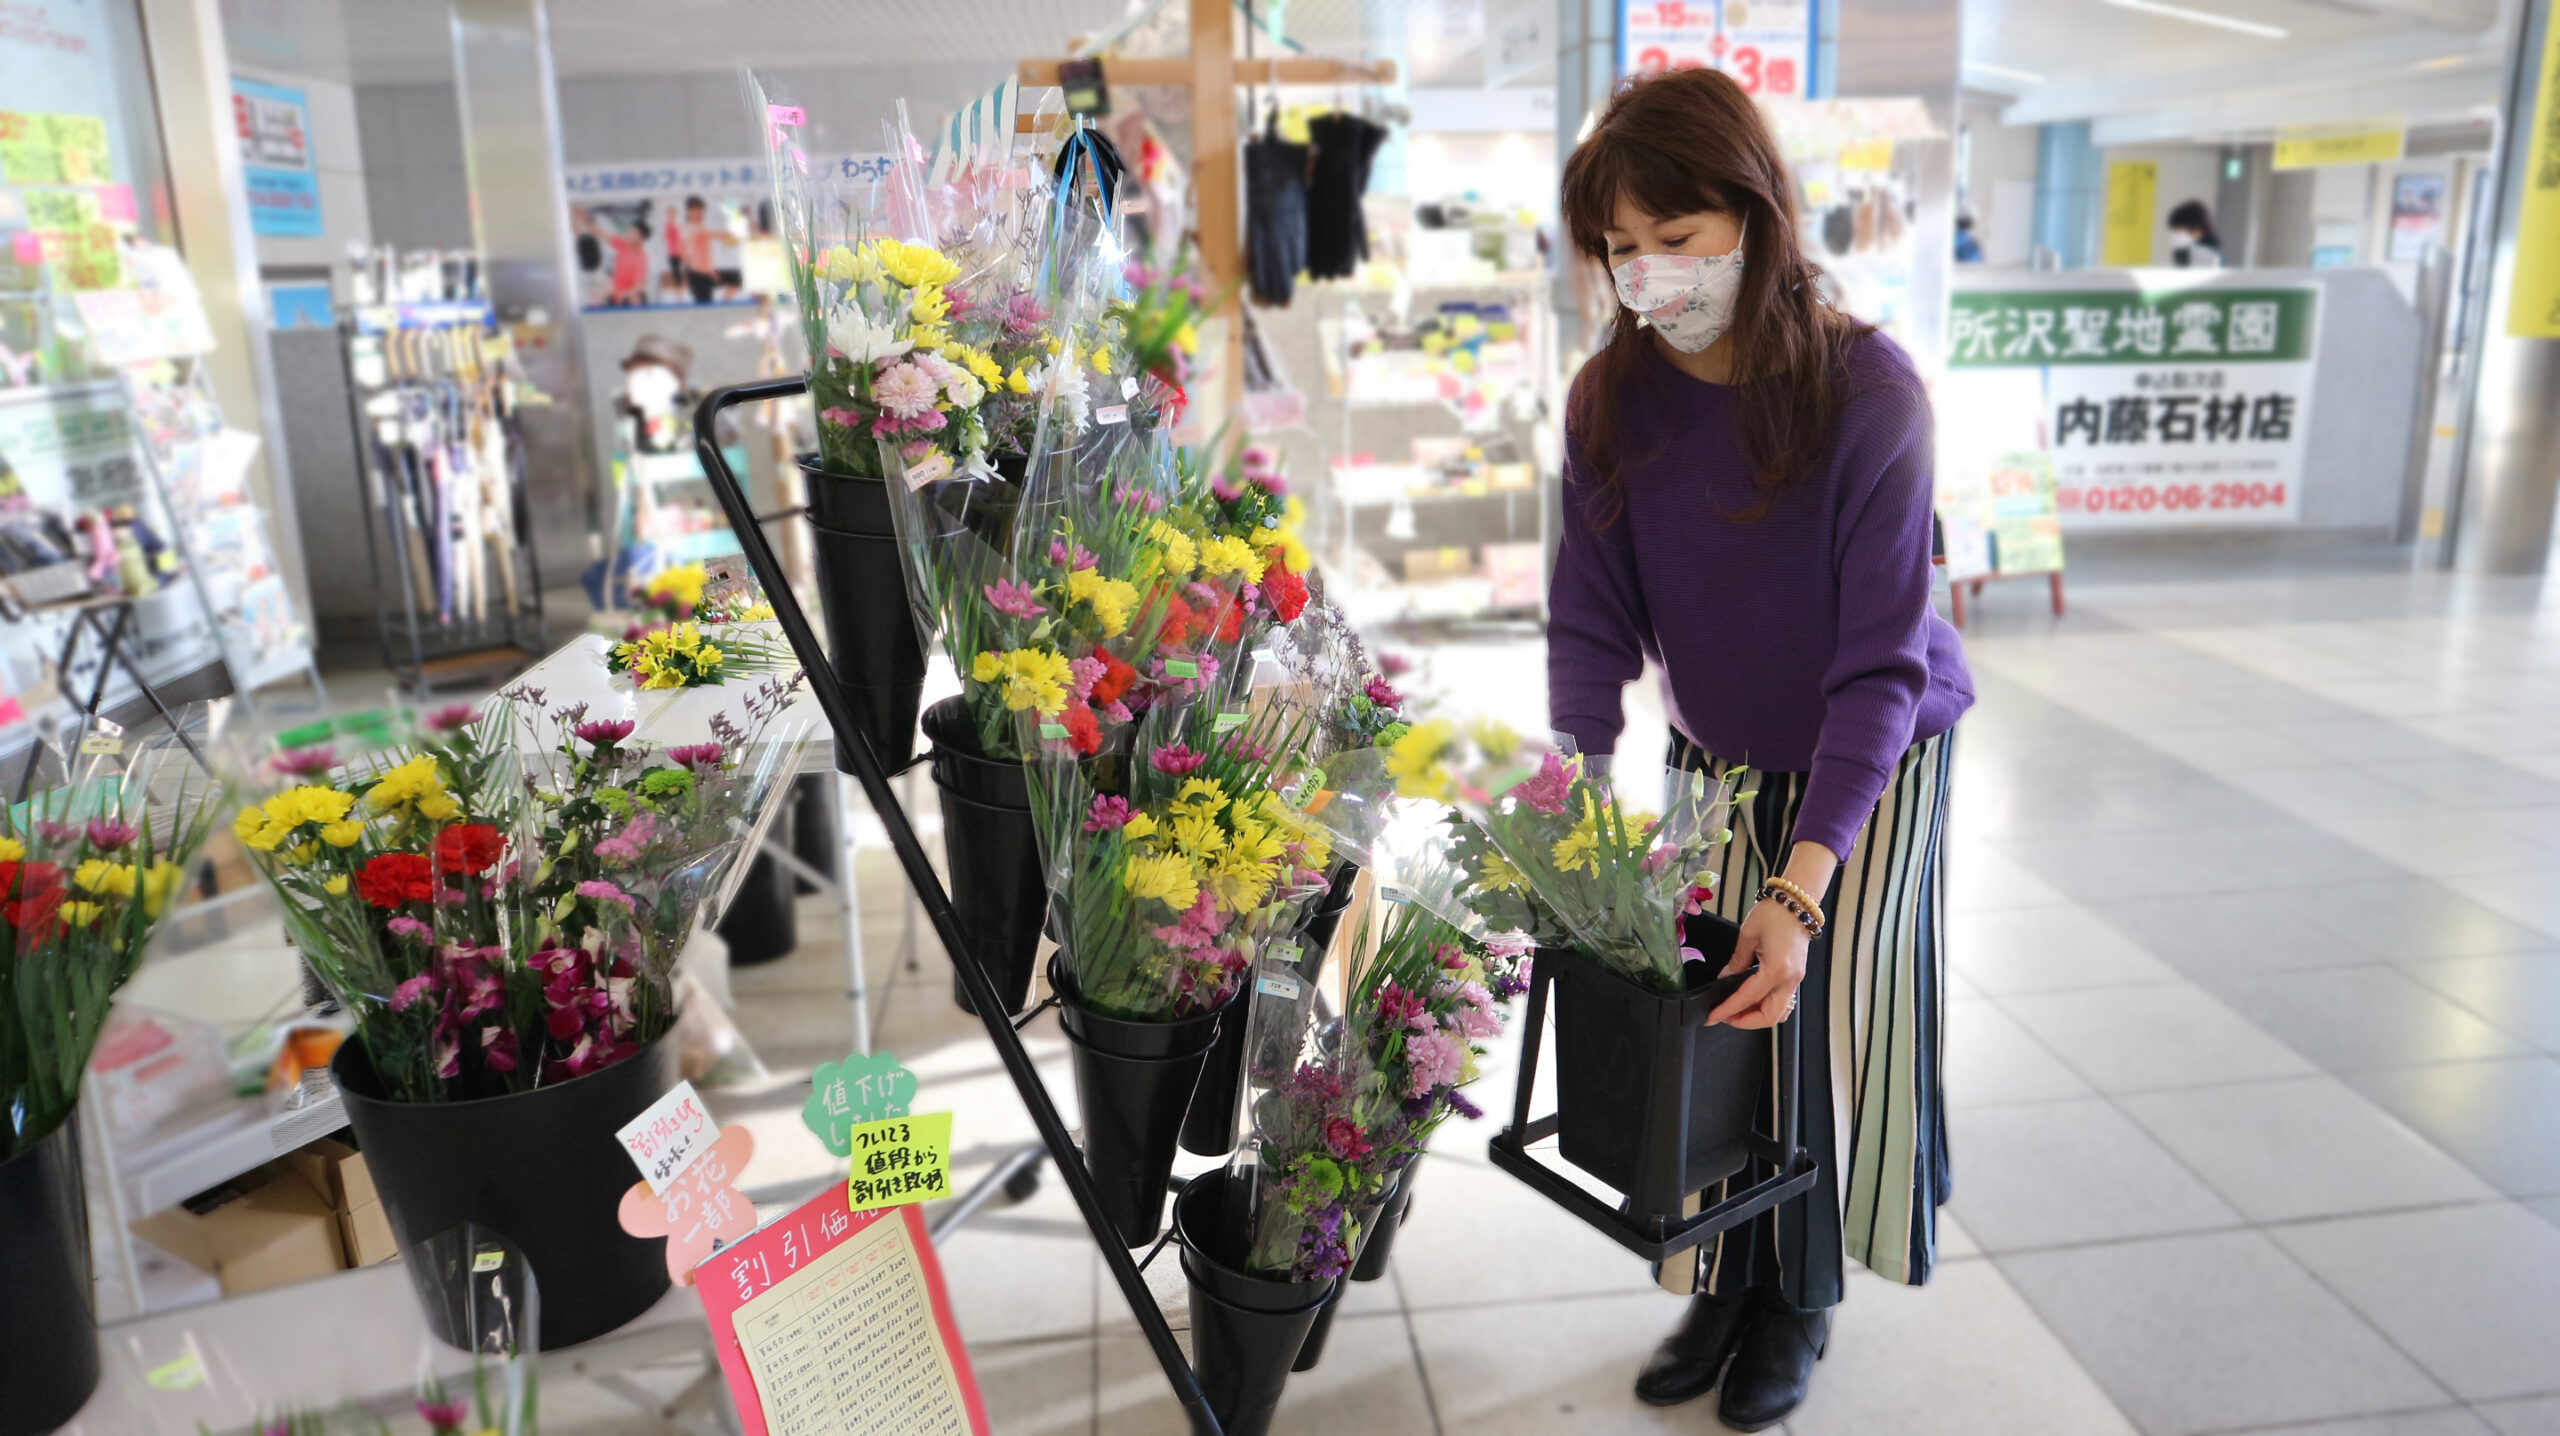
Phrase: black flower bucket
[
  {"left": 0, "top": 1121, "right": 97, "bottom": 1436},
  {"left": 714, "top": 848, "right": 797, "bottom": 967},
  {"left": 923, "top": 697, "right": 1045, "bottom": 1017},
  {"left": 333, "top": 1026, "right": 681, "bottom": 1350},
  {"left": 1178, "top": 995, "right": 1253, "bottom": 1158},
  {"left": 1053, "top": 961, "right": 1230, "bottom": 1246},
  {"left": 1175, "top": 1168, "right": 1334, "bottom": 1436},
  {"left": 1348, "top": 1157, "right": 1418, "bottom": 1282},
  {"left": 1292, "top": 861, "right": 1362, "bottom": 985},
  {"left": 800, "top": 456, "right": 925, "bottom": 771}
]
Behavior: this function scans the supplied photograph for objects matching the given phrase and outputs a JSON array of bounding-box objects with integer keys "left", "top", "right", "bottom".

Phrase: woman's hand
[{"left": 1706, "top": 841, "right": 1839, "bottom": 1029}]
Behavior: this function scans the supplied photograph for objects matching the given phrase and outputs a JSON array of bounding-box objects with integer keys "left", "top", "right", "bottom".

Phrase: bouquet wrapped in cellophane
[
  {"left": 1, "top": 719, "right": 226, "bottom": 1159},
  {"left": 1362, "top": 719, "right": 1750, "bottom": 993},
  {"left": 605, "top": 563, "right": 793, "bottom": 689},
  {"left": 747, "top": 74, "right": 1007, "bottom": 486},
  {"left": 238, "top": 675, "right": 810, "bottom": 1104},
  {"left": 1229, "top": 836, "right": 1530, "bottom": 1281}
]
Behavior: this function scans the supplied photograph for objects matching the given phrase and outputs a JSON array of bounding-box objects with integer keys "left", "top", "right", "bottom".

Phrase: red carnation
[
  {"left": 1261, "top": 558, "right": 1308, "bottom": 623},
  {"left": 357, "top": 852, "right": 436, "bottom": 909},
  {"left": 433, "top": 823, "right": 505, "bottom": 876},
  {"left": 1324, "top": 1118, "right": 1372, "bottom": 1161},
  {"left": 1154, "top": 593, "right": 1196, "bottom": 651},
  {"left": 1089, "top": 650, "right": 1138, "bottom": 707},
  {"left": 1062, "top": 702, "right": 1102, "bottom": 757}
]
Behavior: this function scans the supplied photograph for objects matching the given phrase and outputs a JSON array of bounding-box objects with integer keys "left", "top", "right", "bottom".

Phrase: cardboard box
[
  {"left": 284, "top": 1139, "right": 398, "bottom": 1267},
  {"left": 131, "top": 1164, "right": 346, "bottom": 1297}
]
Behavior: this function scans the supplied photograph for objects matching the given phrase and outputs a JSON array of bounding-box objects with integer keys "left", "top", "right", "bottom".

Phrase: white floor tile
[
  {"left": 2118, "top": 1076, "right": 2496, "bottom": 1222},
  {"left": 2273, "top": 1203, "right": 2560, "bottom": 1402},
  {"left": 1789, "top": 1264, "right": 2137, "bottom": 1436}
]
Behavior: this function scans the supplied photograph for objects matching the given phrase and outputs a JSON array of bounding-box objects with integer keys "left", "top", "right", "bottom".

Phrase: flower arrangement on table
[
  {"left": 0, "top": 731, "right": 223, "bottom": 1160},
  {"left": 238, "top": 680, "right": 807, "bottom": 1103},
  {"left": 605, "top": 563, "right": 793, "bottom": 690},
  {"left": 1376, "top": 720, "right": 1749, "bottom": 994}
]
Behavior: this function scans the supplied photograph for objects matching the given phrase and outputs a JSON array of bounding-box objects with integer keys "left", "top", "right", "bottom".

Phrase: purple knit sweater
[{"left": 1548, "top": 330, "right": 1974, "bottom": 860}]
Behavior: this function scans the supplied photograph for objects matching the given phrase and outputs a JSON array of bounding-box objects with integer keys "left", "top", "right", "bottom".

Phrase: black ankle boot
[
  {"left": 1716, "top": 1302, "right": 1829, "bottom": 1432},
  {"left": 1633, "top": 1293, "right": 1753, "bottom": 1407}
]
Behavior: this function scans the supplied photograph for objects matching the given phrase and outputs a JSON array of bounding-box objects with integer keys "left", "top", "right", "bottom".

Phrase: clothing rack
[
  {"left": 694, "top": 378, "right": 1225, "bottom": 1436},
  {"left": 1018, "top": 0, "right": 1399, "bottom": 422},
  {"left": 337, "top": 300, "right": 545, "bottom": 696}
]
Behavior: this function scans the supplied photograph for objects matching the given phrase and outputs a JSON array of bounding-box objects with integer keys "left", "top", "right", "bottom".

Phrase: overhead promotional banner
[
  {"left": 1619, "top": 0, "right": 1818, "bottom": 100},
  {"left": 232, "top": 78, "right": 322, "bottom": 238},
  {"left": 1947, "top": 285, "right": 2321, "bottom": 526},
  {"left": 2508, "top": 12, "right": 2560, "bottom": 337}
]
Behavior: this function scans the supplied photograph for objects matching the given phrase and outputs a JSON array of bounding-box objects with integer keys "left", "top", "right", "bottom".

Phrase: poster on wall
[
  {"left": 232, "top": 78, "right": 322, "bottom": 239},
  {"left": 1618, "top": 0, "right": 1817, "bottom": 99},
  {"left": 2386, "top": 173, "right": 2447, "bottom": 262},
  {"left": 567, "top": 155, "right": 885, "bottom": 310},
  {"left": 1946, "top": 285, "right": 2320, "bottom": 526}
]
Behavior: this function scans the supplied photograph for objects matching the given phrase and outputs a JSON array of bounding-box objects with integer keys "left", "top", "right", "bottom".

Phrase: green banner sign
[{"left": 1949, "top": 287, "right": 2319, "bottom": 368}]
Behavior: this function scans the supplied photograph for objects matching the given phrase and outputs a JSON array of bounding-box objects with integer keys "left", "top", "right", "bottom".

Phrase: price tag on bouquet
[{"left": 617, "top": 1079, "right": 719, "bottom": 1193}]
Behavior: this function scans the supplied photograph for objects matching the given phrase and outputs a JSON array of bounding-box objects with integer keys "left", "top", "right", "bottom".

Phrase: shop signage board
[
  {"left": 2509, "top": 13, "right": 2560, "bottom": 337},
  {"left": 694, "top": 1183, "right": 989, "bottom": 1436},
  {"left": 1618, "top": 0, "right": 1818, "bottom": 100},
  {"left": 1947, "top": 285, "right": 2320, "bottom": 526},
  {"left": 566, "top": 155, "right": 884, "bottom": 310},
  {"left": 231, "top": 78, "right": 322, "bottom": 239},
  {"left": 2102, "top": 161, "right": 2157, "bottom": 267},
  {"left": 2273, "top": 120, "right": 2405, "bottom": 171}
]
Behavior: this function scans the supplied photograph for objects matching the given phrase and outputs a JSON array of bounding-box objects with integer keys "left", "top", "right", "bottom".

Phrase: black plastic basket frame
[
  {"left": 1486, "top": 949, "right": 1821, "bottom": 1263},
  {"left": 693, "top": 380, "right": 1224, "bottom": 1436}
]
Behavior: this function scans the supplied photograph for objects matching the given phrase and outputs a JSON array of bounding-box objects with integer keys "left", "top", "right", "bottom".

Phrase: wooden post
[{"left": 1189, "top": 0, "right": 1245, "bottom": 419}]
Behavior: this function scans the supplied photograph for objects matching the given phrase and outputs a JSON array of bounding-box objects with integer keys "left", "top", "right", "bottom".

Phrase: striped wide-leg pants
[{"left": 1655, "top": 727, "right": 1956, "bottom": 1310}]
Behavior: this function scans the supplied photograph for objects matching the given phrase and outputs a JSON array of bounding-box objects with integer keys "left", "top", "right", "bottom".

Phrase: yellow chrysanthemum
[
  {"left": 368, "top": 756, "right": 447, "bottom": 813},
  {"left": 142, "top": 861, "right": 184, "bottom": 917},
  {"left": 1169, "top": 812, "right": 1226, "bottom": 857},
  {"left": 972, "top": 651, "right": 1006, "bottom": 683},
  {"left": 1477, "top": 849, "right": 1528, "bottom": 892},
  {"left": 1124, "top": 853, "right": 1200, "bottom": 910},
  {"left": 909, "top": 283, "right": 950, "bottom": 328},
  {"left": 1469, "top": 718, "right": 1524, "bottom": 761},
  {"left": 73, "top": 859, "right": 136, "bottom": 897},
  {"left": 59, "top": 900, "right": 104, "bottom": 928},
  {"left": 0, "top": 836, "right": 22, "bottom": 862},
  {"left": 417, "top": 793, "right": 462, "bottom": 821},
  {"left": 1174, "top": 322, "right": 1198, "bottom": 354},
  {"left": 1121, "top": 812, "right": 1159, "bottom": 841},
  {"left": 646, "top": 562, "right": 708, "bottom": 610},
  {"left": 1551, "top": 817, "right": 1600, "bottom": 875},
  {"left": 815, "top": 244, "right": 875, "bottom": 284},
  {"left": 1385, "top": 719, "right": 1459, "bottom": 802},
  {"left": 873, "top": 239, "right": 961, "bottom": 290},
  {"left": 233, "top": 803, "right": 274, "bottom": 849},
  {"left": 1065, "top": 568, "right": 1138, "bottom": 637},
  {"left": 1199, "top": 534, "right": 1267, "bottom": 582},
  {"left": 1005, "top": 366, "right": 1032, "bottom": 395},
  {"left": 1148, "top": 522, "right": 1196, "bottom": 577},
  {"left": 989, "top": 648, "right": 1073, "bottom": 715},
  {"left": 1090, "top": 345, "right": 1115, "bottom": 375},
  {"left": 320, "top": 819, "right": 365, "bottom": 848},
  {"left": 324, "top": 874, "right": 349, "bottom": 896},
  {"left": 1169, "top": 778, "right": 1229, "bottom": 819}
]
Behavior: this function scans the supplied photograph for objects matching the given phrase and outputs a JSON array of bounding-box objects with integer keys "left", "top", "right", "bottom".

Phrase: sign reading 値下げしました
[{"left": 1946, "top": 286, "right": 2319, "bottom": 527}]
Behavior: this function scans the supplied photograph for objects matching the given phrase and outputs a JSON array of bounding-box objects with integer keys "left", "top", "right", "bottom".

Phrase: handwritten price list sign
[
  {"left": 844, "top": 1112, "right": 953, "bottom": 1211},
  {"left": 694, "top": 1188, "right": 988, "bottom": 1436}
]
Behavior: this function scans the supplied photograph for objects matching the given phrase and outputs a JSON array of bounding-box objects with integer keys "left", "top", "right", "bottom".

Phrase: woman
[
  {"left": 1548, "top": 70, "right": 1974, "bottom": 1432},
  {"left": 2168, "top": 198, "right": 2224, "bottom": 268}
]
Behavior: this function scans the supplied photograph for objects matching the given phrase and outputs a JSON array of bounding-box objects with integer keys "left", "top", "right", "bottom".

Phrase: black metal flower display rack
[{"left": 695, "top": 381, "right": 1226, "bottom": 1434}]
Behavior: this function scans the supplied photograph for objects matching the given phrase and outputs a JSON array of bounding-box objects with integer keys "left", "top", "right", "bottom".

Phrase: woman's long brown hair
[{"left": 1561, "top": 68, "right": 1873, "bottom": 523}]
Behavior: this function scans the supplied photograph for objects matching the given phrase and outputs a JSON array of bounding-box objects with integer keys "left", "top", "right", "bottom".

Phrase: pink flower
[
  {"left": 1681, "top": 882, "right": 1714, "bottom": 916},
  {"left": 416, "top": 1400, "right": 469, "bottom": 1430},
  {"left": 819, "top": 405, "right": 866, "bottom": 429},
  {"left": 423, "top": 703, "right": 478, "bottom": 732},
  {"left": 390, "top": 972, "right": 437, "bottom": 1012},
  {"left": 577, "top": 879, "right": 637, "bottom": 911},
  {"left": 270, "top": 745, "right": 335, "bottom": 776},
  {"left": 871, "top": 362, "right": 939, "bottom": 419},
  {"left": 1364, "top": 677, "right": 1403, "bottom": 710},
  {"left": 1375, "top": 980, "right": 1429, "bottom": 1032},
  {"left": 480, "top": 1026, "right": 518, "bottom": 1075},
  {"left": 1510, "top": 750, "right": 1573, "bottom": 816},
  {"left": 909, "top": 350, "right": 956, "bottom": 386},
  {"left": 666, "top": 742, "right": 724, "bottom": 770},
  {"left": 1209, "top": 473, "right": 1243, "bottom": 502},
  {"left": 1150, "top": 744, "right": 1205, "bottom": 776},
  {"left": 575, "top": 718, "right": 635, "bottom": 747},
  {"left": 1048, "top": 538, "right": 1096, "bottom": 570},
  {"left": 387, "top": 915, "right": 434, "bottom": 944},
  {"left": 1405, "top": 1029, "right": 1467, "bottom": 1096},
  {"left": 1149, "top": 891, "right": 1228, "bottom": 950},
  {"left": 84, "top": 818, "right": 136, "bottom": 851},
  {"left": 1003, "top": 293, "right": 1050, "bottom": 336},
  {"left": 984, "top": 579, "right": 1046, "bottom": 619},
  {"left": 1239, "top": 445, "right": 1275, "bottom": 473},
  {"left": 1323, "top": 1118, "right": 1372, "bottom": 1160},
  {"left": 1084, "top": 795, "right": 1133, "bottom": 832},
  {"left": 870, "top": 407, "right": 947, "bottom": 438}
]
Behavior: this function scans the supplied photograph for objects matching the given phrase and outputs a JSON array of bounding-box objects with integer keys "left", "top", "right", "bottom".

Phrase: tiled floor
[{"left": 709, "top": 546, "right": 2560, "bottom": 1435}]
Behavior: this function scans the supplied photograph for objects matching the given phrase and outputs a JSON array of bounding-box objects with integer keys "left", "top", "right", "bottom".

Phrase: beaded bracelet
[{"left": 1758, "top": 877, "right": 1826, "bottom": 936}]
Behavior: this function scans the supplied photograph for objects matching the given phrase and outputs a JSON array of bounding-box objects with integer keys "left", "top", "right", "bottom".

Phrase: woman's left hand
[
  {"left": 1705, "top": 840, "right": 1840, "bottom": 1029},
  {"left": 1707, "top": 898, "right": 1812, "bottom": 1029}
]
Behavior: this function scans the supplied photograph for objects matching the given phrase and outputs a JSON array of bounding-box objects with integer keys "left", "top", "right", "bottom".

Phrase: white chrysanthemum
[
  {"left": 1030, "top": 357, "right": 1090, "bottom": 433},
  {"left": 826, "top": 306, "right": 911, "bottom": 366}
]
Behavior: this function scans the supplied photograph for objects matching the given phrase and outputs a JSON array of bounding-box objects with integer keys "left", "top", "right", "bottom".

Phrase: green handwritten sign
[{"left": 802, "top": 1051, "right": 916, "bottom": 1158}]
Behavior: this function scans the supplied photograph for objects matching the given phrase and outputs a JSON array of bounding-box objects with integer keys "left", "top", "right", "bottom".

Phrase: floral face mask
[{"left": 1611, "top": 222, "right": 1746, "bottom": 354}]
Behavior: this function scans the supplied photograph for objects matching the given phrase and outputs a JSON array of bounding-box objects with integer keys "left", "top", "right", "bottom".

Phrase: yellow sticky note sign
[
  {"left": 1840, "top": 139, "right": 1895, "bottom": 172},
  {"left": 2103, "top": 161, "right": 2158, "bottom": 268},
  {"left": 842, "top": 1111, "right": 952, "bottom": 1211}
]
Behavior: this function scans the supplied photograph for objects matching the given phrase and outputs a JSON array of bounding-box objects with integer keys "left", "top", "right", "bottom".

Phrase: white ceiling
[{"left": 224, "top": 0, "right": 2516, "bottom": 145}]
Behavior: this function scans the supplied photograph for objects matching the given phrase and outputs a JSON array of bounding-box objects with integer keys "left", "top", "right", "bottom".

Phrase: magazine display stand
[{"left": 694, "top": 378, "right": 1224, "bottom": 1435}]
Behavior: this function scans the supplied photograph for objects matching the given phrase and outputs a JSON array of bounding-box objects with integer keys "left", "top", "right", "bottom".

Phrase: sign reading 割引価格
[{"left": 1944, "top": 286, "right": 2321, "bottom": 528}]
